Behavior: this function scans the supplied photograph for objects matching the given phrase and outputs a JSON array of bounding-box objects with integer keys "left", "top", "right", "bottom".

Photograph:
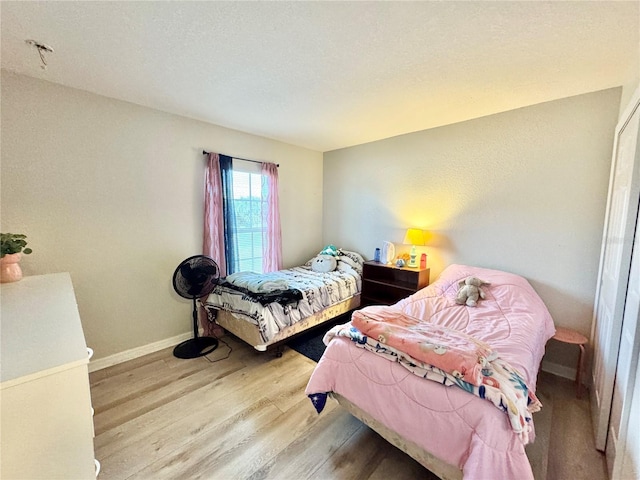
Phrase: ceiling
[{"left": 1, "top": 1, "right": 638, "bottom": 152}]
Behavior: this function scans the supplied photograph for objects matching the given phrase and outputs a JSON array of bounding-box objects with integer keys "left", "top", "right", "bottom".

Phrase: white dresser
[{"left": 0, "top": 273, "right": 96, "bottom": 479}]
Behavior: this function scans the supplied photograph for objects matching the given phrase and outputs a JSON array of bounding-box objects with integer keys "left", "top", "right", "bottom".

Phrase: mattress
[{"left": 305, "top": 264, "right": 556, "bottom": 480}]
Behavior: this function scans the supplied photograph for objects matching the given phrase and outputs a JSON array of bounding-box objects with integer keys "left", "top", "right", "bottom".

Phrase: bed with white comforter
[{"left": 204, "top": 250, "right": 363, "bottom": 350}]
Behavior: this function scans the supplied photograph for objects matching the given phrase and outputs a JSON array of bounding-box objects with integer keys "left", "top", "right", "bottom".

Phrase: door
[
  {"left": 591, "top": 88, "right": 640, "bottom": 451},
  {"left": 606, "top": 203, "right": 640, "bottom": 477},
  {"left": 616, "top": 342, "right": 640, "bottom": 479}
]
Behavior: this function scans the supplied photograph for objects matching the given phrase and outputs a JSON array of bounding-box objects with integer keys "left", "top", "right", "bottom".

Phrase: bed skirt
[
  {"left": 212, "top": 294, "right": 361, "bottom": 351},
  {"left": 331, "top": 392, "right": 463, "bottom": 480}
]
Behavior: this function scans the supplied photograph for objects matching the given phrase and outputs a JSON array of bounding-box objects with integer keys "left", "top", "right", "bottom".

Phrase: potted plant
[{"left": 1, "top": 233, "right": 33, "bottom": 283}]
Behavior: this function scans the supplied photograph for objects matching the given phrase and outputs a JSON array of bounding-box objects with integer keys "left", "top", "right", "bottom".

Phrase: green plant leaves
[{"left": 1, "top": 233, "right": 33, "bottom": 257}]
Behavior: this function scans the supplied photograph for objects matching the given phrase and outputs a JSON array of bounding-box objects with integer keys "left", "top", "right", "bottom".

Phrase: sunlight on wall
[{"left": 387, "top": 183, "right": 482, "bottom": 273}]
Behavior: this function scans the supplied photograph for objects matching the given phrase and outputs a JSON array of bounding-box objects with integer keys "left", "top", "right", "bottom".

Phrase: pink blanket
[
  {"left": 352, "top": 306, "right": 496, "bottom": 386},
  {"left": 306, "top": 264, "right": 556, "bottom": 480}
]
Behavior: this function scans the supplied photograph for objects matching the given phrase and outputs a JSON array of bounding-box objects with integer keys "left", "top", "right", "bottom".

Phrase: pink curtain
[
  {"left": 262, "top": 162, "right": 283, "bottom": 272},
  {"left": 204, "top": 152, "right": 227, "bottom": 275},
  {"left": 202, "top": 152, "right": 225, "bottom": 337}
]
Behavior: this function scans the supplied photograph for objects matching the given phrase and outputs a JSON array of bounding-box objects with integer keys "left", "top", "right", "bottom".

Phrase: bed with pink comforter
[{"left": 305, "top": 264, "right": 555, "bottom": 479}]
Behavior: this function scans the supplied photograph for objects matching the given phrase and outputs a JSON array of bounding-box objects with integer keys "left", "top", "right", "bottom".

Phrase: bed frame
[
  {"left": 331, "top": 392, "right": 463, "bottom": 480},
  {"left": 212, "top": 294, "right": 361, "bottom": 352}
]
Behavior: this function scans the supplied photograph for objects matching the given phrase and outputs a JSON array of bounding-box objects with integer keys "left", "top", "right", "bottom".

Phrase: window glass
[{"left": 232, "top": 161, "right": 265, "bottom": 273}]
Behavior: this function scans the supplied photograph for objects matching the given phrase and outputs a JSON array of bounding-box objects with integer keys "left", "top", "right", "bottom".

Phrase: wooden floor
[
  {"left": 538, "top": 372, "right": 608, "bottom": 480},
  {"left": 90, "top": 336, "right": 606, "bottom": 479}
]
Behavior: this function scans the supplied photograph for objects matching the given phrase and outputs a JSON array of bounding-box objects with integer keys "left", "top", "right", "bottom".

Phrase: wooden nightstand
[{"left": 361, "top": 261, "right": 430, "bottom": 306}]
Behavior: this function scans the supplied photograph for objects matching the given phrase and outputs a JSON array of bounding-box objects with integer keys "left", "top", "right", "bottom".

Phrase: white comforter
[{"left": 205, "top": 253, "right": 363, "bottom": 342}]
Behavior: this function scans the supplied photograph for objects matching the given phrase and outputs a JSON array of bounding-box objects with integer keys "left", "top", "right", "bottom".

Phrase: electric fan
[{"left": 172, "top": 255, "right": 220, "bottom": 359}]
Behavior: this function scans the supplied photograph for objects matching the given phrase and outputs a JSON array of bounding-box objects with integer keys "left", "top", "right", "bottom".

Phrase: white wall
[
  {"left": 1, "top": 68, "right": 625, "bottom": 373},
  {"left": 323, "top": 88, "right": 621, "bottom": 370},
  {"left": 1, "top": 71, "right": 324, "bottom": 361},
  {"left": 618, "top": 51, "right": 640, "bottom": 117}
]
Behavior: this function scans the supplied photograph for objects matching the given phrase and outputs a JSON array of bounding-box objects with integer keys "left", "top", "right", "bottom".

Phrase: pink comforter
[{"left": 305, "top": 264, "right": 556, "bottom": 480}]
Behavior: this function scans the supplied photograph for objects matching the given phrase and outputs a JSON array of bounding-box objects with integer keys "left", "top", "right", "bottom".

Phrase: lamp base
[{"left": 408, "top": 246, "right": 418, "bottom": 268}]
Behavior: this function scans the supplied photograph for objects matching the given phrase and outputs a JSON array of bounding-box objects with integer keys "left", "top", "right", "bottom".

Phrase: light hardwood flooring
[
  {"left": 537, "top": 372, "right": 608, "bottom": 480},
  {"left": 90, "top": 335, "right": 606, "bottom": 479}
]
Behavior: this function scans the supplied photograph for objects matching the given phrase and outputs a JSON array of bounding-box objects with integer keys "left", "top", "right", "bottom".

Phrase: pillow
[
  {"left": 336, "top": 250, "right": 365, "bottom": 276},
  {"left": 337, "top": 249, "right": 364, "bottom": 266},
  {"left": 311, "top": 255, "right": 337, "bottom": 273}
]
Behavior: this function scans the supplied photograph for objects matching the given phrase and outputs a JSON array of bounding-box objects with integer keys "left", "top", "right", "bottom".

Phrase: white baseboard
[
  {"left": 540, "top": 359, "right": 576, "bottom": 381},
  {"left": 89, "top": 335, "right": 581, "bottom": 380},
  {"left": 88, "top": 332, "right": 194, "bottom": 373}
]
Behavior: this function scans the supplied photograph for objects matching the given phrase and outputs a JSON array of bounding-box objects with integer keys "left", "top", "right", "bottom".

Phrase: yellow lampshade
[{"left": 403, "top": 228, "right": 425, "bottom": 246}]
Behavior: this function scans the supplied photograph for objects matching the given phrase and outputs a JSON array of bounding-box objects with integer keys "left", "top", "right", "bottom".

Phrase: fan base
[{"left": 173, "top": 336, "right": 219, "bottom": 359}]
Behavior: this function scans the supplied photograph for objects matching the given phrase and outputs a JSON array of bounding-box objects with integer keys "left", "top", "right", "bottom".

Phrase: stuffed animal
[
  {"left": 455, "top": 276, "right": 491, "bottom": 307},
  {"left": 311, "top": 254, "right": 337, "bottom": 273},
  {"left": 319, "top": 244, "right": 339, "bottom": 257}
]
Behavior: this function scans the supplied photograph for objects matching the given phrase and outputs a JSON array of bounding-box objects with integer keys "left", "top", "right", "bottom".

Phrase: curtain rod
[{"left": 202, "top": 150, "right": 279, "bottom": 167}]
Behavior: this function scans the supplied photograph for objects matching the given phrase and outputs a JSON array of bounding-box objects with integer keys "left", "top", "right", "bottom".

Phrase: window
[
  {"left": 204, "top": 152, "right": 280, "bottom": 276},
  {"left": 231, "top": 160, "right": 266, "bottom": 273}
]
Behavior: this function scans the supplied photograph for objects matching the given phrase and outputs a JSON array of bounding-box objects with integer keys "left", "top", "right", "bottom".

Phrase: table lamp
[{"left": 403, "top": 228, "right": 425, "bottom": 268}]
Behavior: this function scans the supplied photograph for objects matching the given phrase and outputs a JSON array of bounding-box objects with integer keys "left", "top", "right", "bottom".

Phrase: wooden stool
[{"left": 552, "top": 326, "right": 588, "bottom": 398}]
